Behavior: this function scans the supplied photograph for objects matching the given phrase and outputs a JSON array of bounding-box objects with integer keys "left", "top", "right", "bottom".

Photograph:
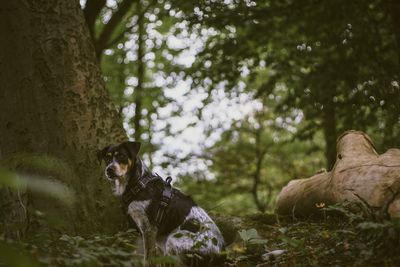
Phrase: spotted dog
[{"left": 97, "top": 141, "right": 224, "bottom": 265}]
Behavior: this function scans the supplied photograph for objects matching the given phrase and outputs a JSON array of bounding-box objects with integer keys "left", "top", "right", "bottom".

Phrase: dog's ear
[
  {"left": 122, "top": 141, "right": 141, "bottom": 159},
  {"left": 96, "top": 146, "right": 110, "bottom": 164}
]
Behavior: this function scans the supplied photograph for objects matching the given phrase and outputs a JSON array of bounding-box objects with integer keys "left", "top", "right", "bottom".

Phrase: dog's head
[{"left": 97, "top": 141, "right": 141, "bottom": 180}]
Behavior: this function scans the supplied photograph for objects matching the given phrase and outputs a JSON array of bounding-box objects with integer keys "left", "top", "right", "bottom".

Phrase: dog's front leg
[
  {"left": 143, "top": 224, "right": 157, "bottom": 259},
  {"left": 137, "top": 218, "right": 157, "bottom": 260},
  {"left": 127, "top": 201, "right": 158, "bottom": 265}
]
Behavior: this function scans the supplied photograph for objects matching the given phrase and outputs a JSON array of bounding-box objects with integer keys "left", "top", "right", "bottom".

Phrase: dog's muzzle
[{"left": 106, "top": 166, "right": 119, "bottom": 179}]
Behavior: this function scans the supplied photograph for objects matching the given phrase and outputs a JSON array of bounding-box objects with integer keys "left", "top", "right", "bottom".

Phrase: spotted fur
[{"left": 98, "top": 141, "right": 225, "bottom": 264}]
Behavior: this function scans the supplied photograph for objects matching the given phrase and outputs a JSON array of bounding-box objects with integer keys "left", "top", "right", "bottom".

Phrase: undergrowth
[{"left": 1, "top": 202, "right": 400, "bottom": 267}]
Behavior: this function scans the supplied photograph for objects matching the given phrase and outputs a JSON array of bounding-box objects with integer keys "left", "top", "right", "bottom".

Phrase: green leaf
[
  {"left": 238, "top": 228, "right": 261, "bottom": 243},
  {"left": 173, "top": 233, "right": 184, "bottom": 238},
  {"left": 249, "top": 238, "right": 268, "bottom": 245}
]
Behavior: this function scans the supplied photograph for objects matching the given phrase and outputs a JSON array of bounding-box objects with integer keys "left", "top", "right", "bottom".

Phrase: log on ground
[{"left": 275, "top": 130, "right": 400, "bottom": 218}]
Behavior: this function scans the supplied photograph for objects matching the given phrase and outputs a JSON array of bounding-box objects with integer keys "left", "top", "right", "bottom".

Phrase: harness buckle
[{"left": 159, "top": 199, "right": 169, "bottom": 208}]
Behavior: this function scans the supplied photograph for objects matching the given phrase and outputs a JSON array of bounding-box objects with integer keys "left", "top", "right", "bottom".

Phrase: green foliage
[
  {"left": 238, "top": 228, "right": 268, "bottom": 246},
  {"left": 0, "top": 154, "right": 80, "bottom": 239},
  {"left": 86, "top": 0, "right": 400, "bottom": 215},
  {"left": 221, "top": 207, "right": 400, "bottom": 266},
  {"left": 322, "top": 201, "right": 366, "bottom": 223},
  {"left": 0, "top": 153, "right": 77, "bottom": 210},
  {"left": 91, "top": 0, "right": 400, "bottom": 215},
  {"left": 1, "top": 207, "right": 400, "bottom": 267},
  {"left": 178, "top": 105, "right": 325, "bottom": 214},
  {"left": 34, "top": 231, "right": 142, "bottom": 267},
  {"left": 99, "top": 0, "right": 187, "bottom": 163},
  {"left": 9, "top": 230, "right": 145, "bottom": 267},
  {"left": 0, "top": 240, "right": 40, "bottom": 267},
  {"left": 176, "top": 0, "right": 400, "bottom": 163},
  {"left": 4, "top": 1, "right": 400, "bottom": 266},
  {"left": 2, "top": 153, "right": 78, "bottom": 186}
]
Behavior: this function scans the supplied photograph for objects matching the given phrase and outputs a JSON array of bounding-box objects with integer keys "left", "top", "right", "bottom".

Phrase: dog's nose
[{"left": 106, "top": 167, "right": 116, "bottom": 178}]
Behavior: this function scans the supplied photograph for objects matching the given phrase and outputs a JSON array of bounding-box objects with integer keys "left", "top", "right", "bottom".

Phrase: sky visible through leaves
[{"left": 80, "top": 0, "right": 292, "bottom": 178}]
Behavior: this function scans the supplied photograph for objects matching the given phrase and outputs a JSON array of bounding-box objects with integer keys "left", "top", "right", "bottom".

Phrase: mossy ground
[
  {"left": 2, "top": 207, "right": 400, "bottom": 267},
  {"left": 225, "top": 210, "right": 400, "bottom": 267}
]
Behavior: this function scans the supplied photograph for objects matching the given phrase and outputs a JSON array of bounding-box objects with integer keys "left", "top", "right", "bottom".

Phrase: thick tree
[{"left": 0, "top": 0, "right": 127, "bottom": 237}]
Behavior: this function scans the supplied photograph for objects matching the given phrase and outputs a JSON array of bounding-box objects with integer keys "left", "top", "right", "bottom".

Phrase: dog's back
[{"left": 143, "top": 180, "right": 224, "bottom": 256}]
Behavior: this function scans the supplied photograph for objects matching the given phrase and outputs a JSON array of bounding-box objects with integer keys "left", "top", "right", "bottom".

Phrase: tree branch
[
  {"left": 83, "top": 0, "right": 107, "bottom": 40},
  {"left": 104, "top": 0, "right": 158, "bottom": 49},
  {"left": 95, "top": 0, "right": 137, "bottom": 58}
]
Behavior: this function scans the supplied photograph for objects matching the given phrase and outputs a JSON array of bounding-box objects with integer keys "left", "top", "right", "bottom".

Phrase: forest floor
[{"left": 1, "top": 204, "right": 400, "bottom": 267}]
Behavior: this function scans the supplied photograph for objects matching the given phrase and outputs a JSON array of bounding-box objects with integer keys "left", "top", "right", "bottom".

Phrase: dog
[{"left": 97, "top": 141, "right": 224, "bottom": 265}]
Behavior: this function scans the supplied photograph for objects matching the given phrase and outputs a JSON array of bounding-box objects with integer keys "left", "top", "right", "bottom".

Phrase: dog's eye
[
  {"left": 116, "top": 154, "right": 127, "bottom": 162},
  {"left": 104, "top": 156, "right": 112, "bottom": 163}
]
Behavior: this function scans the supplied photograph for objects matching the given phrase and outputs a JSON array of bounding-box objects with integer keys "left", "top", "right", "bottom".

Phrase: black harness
[
  {"left": 121, "top": 173, "right": 174, "bottom": 227},
  {"left": 154, "top": 176, "right": 173, "bottom": 226}
]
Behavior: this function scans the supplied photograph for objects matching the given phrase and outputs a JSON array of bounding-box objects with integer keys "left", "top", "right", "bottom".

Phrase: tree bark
[
  {"left": 133, "top": 1, "right": 145, "bottom": 141},
  {"left": 384, "top": 0, "right": 400, "bottom": 149},
  {"left": 322, "top": 88, "right": 337, "bottom": 170},
  {"left": 275, "top": 131, "right": 400, "bottom": 219},
  {"left": 0, "top": 0, "right": 127, "bottom": 237},
  {"left": 385, "top": 0, "right": 400, "bottom": 68},
  {"left": 251, "top": 127, "right": 267, "bottom": 213}
]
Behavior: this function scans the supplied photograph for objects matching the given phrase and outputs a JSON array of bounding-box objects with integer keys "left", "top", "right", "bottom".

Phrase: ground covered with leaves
[{"left": 1, "top": 204, "right": 400, "bottom": 267}]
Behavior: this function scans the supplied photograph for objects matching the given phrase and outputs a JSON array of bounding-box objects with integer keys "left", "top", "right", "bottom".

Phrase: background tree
[
  {"left": 81, "top": 0, "right": 188, "bottom": 164},
  {"left": 178, "top": 99, "right": 324, "bottom": 214},
  {"left": 75, "top": 0, "right": 400, "bottom": 214},
  {"left": 175, "top": 0, "right": 400, "bottom": 170}
]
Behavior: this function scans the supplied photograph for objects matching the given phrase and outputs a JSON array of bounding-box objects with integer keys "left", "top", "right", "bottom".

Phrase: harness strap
[
  {"left": 121, "top": 175, "right": 159, "bottom": 208},
  {"left": 121, "top": 174, "right": 174, "bottom": 228},
  {"left": 155, "top": 176, "right": 173, "bottom": 227}
]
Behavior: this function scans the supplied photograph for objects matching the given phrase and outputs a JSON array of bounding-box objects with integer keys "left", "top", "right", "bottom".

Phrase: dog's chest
[{"left": 127, "top": 200, "right": 151, "bottom": 232}]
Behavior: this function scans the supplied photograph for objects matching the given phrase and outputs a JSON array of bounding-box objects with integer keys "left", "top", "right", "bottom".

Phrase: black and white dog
[{"left": 97, "top": 141, "right": 224, "bottom": 264}]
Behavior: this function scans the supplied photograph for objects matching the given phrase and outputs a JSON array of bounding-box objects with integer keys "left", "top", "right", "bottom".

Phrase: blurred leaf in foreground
[
  {"left": 0, "top": 168, "right": 75, "bottom": 206},
  {"left": 0, "top": 240, "right": 40, "bottom": 267}
]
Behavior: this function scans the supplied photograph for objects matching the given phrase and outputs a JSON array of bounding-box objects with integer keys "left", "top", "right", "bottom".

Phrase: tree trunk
[
  {"left": 275, "top": 131, "right": 400, "bottom": 219},
  {"left": 385, "top": 0, "right": 400, "bottom": 68},
  {"left": 251, "top": 127, "right": 267, "bottom": 213},
  {"left": 133, "top": 1, "right": 145, "bottom": 141},
  {"left": 384, "top": 0, "right": 400, "bottom": 149},
  {"left": 146, "top": 111, "right": 154, "bottom": 169},
  {"left": 322, "top": 89, "right": 337, "bottom": 170},
  {"left": 0, "top": 0, "right": 127, "bottom": 237}
]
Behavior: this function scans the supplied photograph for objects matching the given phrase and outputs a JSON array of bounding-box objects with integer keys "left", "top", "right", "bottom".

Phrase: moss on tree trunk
[{"left": 0, "top": 0, "right": 127, "bottom": 237}]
